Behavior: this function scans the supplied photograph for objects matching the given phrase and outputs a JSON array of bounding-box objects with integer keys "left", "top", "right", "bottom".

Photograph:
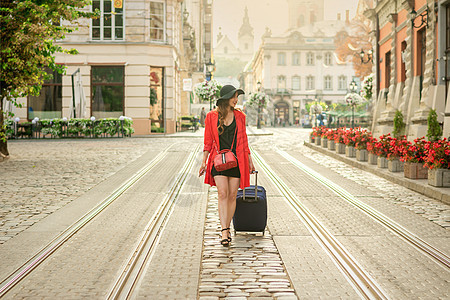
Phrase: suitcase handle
[{"left": 243, "top": 170, "right": 258, "bottom": 202}]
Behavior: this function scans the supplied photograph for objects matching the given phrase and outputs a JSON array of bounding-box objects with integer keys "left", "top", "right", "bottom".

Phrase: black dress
[{"left": 211, "top": 117, "right": 241, "bottom": 178}]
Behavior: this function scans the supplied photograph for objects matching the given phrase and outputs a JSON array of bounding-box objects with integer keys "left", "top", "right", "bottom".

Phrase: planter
[
  {"left": 388, "top": 159, "right": 404, "bottom": 172},
  {"left": 368, "top": 153, "right": 378, "bottom": 165},
  {"left": 315, "top": 137, "right": 322, "bottom": 145},
  {"left": 404, "top": 162, "right": 428, "bottom": 179},
  {"left": 321, "top": 138, "right": 328, "bottom": 148},
  {"left": 345, "top": 146, "right": 356, "bottom": 157},
  {"left": 377, "top": 156, "right": 388, "bottom": 168},
  {"left": 309, "top": 136, "right": 315, "bottom": 143},
  {"left": 356, "top": 149, "right": 368, "bottom": 162},
  {"left": 336, "top": 143, "right": 346, "bottom": 154},
  {"left": 428, "top": 168, "right": 450, "bottom": 187},
  {"left": 328, "top": 140, "right": 336, "bottom": 151}
]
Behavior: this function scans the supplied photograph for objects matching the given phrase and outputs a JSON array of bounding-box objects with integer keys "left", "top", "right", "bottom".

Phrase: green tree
[
  {"left": 0, "top": 0, "right": 97, "bottom": 157},
  {"left": 393, "top": 110, "right": 405, "bottom": 138},
  {"left": 426, "top": 109, "right": 443, "bottom": 141}
]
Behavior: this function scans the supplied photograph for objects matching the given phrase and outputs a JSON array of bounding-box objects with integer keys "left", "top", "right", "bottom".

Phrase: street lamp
[
  {"left": 410, "top": 7, "right": 428, "bottom": 28},
  {"left": 349, "top": 80, "right": 358, "bottom": 128},
  {"left": 205, "top": 60, "right": 215, "bottom": 110},
  {"left": 359, "top": 49, "right": 373, "bottom": 64}
]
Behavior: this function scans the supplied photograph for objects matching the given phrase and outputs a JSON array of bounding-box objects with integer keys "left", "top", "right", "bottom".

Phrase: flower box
[
  {"left": 428, "top": 168, "right": 450, "bottom": 187},
  {"left": 368, "top": 153, "right": 378, "bottom": 165},
  {"left": 321, "top": 138, "right": 328, "bottom": 148},
  {"left": 345, "top": 146, "right": 356, "bottom": 157},
  {"left": 404, "top": 162, "right": 428, "bottom": 179},
  {"left": 328, "top": 140, "right": 335, "bottom": 151},
  {"left": 388, "top": 159, "right": 404, "bottom": 172},
  {"left": 336, "top": 143, "right": 346, "bottom": 154},
  {"left": 377, "top": 156, "right": 388, "bottom": 168},
  {"left": 309, "top": 136, "right": 315, "bottom": 143},
  {"left": 315, "top": 137, "right": 322, "bottom": 145},
  {"left": 428, "top": 169, "right": 450, "bottom": 187},
  {"left": 356, "top": 149, "right": 368, "bottom": 162}
]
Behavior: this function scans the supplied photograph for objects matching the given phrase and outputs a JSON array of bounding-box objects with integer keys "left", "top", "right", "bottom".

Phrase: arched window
[
  {"left": 306, "top": 52, "right": 315, "bottom": 65},
  {"left": 306, "top": 75, "right": 315, "bottom": 90},
  {"left": 324, "top": 53, "right": 333, "bottom": 66},
  {"left": 324, "top": 75, "right": 333, "bottom": 90},
  {"left": 278, "top": 52, "right": 286, "bottom": 65},
  {"left": 292, "top": 76, "right": 301, "bottom": 90}
]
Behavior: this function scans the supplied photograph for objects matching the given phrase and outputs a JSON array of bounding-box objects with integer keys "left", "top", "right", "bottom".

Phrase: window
[
  {"left": 292, "top": 53, "right": 300, "bottom": 65},
  {"left": 28, "top": 68, "right": 62, "bottom": 119},
  {"left": 306, "top": 75, "right": 315, "bottom": 90},
  {"left": 385, "top": 50, "right": 391, "bottom": 91},
  {"left": 306, "top": 52, "right": 315, "bottom": 65},
  {"left": 292, "top": 76, "right": 300, "bottom": 90},
  {"left": 92, "top": 0, "right": 124, "bottom": 41},
  {"left": 277, "top": 76, "right": 286, "bottom": 89},
  {"left": 150, "top": 2, "right": 165, "bottom": 41},
  {"left": 324, "top": 75, "right": 332, "bottom": 90},
  {"left": 324, "top": 52, "right": 333, "bottom": 66},
  {"left": 91, "top": 66, "right": 124, "bottom": 118},
  {"left": 278, "top": 52, "right": 286, "bottom": 65},
  {"left": 338, "top": 75, "right": 347, "bottom": 90}
]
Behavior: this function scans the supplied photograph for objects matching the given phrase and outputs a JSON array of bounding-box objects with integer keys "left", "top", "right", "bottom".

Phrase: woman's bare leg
[
  {"left": 226, "top": 177, "right": 240, "bottom": 229},
  {"left": 214, "top": 176, "right": 230, "bottom": 241}
]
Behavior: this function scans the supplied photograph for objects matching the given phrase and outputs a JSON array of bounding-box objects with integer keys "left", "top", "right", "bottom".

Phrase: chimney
[
  {"left": 345, "top": 10, "right": 350, "bottom": 24},
  {"left": 337, "top": 13, "right": 341, "bottom": 21}
]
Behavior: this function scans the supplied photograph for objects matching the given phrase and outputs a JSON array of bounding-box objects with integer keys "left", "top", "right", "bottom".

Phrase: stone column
[
  {"left": 410, "top": 1, "right": 435, "bottom": 139},
  {"left": 376, "top": 13, "right": 398, "bottom": 135},
  {"left": 401, "top": 0, "right": 415, "bottom": 137},
  {"left": 364, "top": 8, "right": 378, "bottom": 133}
]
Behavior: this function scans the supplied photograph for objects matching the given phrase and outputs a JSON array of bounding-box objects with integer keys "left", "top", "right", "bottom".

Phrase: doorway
[{"left": 274, "top": 101, "right": 289, "bottom": 126}]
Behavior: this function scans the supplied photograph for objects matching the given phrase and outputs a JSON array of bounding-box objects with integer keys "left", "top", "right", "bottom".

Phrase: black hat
[{"left": 216, "top": 85, "right": 244, "bottom": 106}]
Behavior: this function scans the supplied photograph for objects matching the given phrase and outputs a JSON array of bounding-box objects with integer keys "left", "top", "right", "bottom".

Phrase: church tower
[
  {"left": 238, "top": 7, "right": 254, "bottom": 59},
  {"left": 287, "top": 0, "right": 324, "bottom": 28}
]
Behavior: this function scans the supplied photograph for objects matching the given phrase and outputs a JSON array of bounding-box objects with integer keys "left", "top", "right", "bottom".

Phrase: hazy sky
[{"left": 212, "top": 0, "right": 359, "bottom": 49}]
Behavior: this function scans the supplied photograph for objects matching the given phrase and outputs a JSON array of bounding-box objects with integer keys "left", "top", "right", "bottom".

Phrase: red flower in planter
[
  {"left": 423, "top": 138, "right": 450, "bottom": 169},
  {"left": 334, "top": 127, "right": 346, "bottom": 144},
  {"left": 387, "top": 135, "right": 409, "bottom": 160},
  {"left": 366, "top": 136, "right": 379, "bottom": 154},
  {"left": 400, "top": 137, "right": 429, "bottom": 163}
]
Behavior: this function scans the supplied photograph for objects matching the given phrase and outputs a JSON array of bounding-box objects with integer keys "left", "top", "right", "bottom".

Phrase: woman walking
[{"left": 199, "top": 85, "right": 255, "bottom": 246}]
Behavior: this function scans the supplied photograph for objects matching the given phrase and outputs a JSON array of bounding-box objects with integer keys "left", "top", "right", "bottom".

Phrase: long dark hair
[{"left": 216, "top": 95, "right": 234, "bottom": 135}]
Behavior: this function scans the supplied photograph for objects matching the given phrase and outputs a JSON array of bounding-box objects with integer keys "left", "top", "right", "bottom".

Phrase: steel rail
[
  {"left": 251, "top": 147, "right": 388, "bottom": 300},
  {"left": 276, "top": 148, "right": 450, "bottom": 269},
  {"left": 106, "top": 145, "right": 200, "bottom": 300},
  {"left": 0, "top": 146, "right": 173, "bottom": 297}
]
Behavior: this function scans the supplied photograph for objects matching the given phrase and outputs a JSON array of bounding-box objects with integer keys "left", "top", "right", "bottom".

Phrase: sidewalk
[{"left": 304, "top": 142, "right": 450, "bottom": 205}]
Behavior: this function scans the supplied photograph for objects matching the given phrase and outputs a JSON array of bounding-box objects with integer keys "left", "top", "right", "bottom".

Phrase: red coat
[{"left": 203, "top": 109, "right": 251, "bottom": 189}]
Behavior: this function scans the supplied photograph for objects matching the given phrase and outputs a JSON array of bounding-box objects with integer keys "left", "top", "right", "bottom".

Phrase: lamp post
[
  {"left": 349, "top": 80, "right": 358, "bottom": 128},
  {"left": 359, "top": 49, "right": 373, "bottom": 64},
  {"left": 205, "top": 60, "right": 215, "bottom": 110}
]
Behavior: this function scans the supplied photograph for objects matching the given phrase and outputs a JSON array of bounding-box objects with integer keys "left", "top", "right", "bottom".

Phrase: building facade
[
  {"left": 366, "top": 0, "right": 450, "bottom": 139},
  {"left": 11, "top": 0, "right": 212, "bottom": 134},
  {"left": 243, "top": 2, "right": 356, "bottom": 126}
]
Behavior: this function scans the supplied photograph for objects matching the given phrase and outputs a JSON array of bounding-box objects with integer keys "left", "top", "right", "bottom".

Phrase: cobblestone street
[{"left": 0, "top": 128, "right": 449, "bottom": 299}]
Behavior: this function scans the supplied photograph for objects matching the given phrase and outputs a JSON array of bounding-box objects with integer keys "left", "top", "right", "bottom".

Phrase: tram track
[
  {"left": 106, "top": 145, "right": 200, "bottom": 300},
  {"left": 0, "top": 145, "right": 176, "bottom": 297},
  {"left": 251, "top": 146, "right": 389, "bottom": 300},
  {"left": 275, "top": 148, "right": 450, "bottom": 270}
]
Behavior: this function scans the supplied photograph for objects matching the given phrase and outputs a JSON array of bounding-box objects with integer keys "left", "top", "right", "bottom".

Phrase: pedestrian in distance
[
  {"left": 200, "top": 107, "right": 206, "bottom": 127},
  {"left": 199, "top": 85, "right": 255, "bottom": 246}
]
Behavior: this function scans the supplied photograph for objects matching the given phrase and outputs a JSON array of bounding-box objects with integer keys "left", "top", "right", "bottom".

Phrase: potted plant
[
  {"left": 387, "top": 136, "right": 408, "bottom": 172},
  {"left": 326, "top": 128, "right": 336, "bottom": 150},
  {"left": 401, "top": 137, "right": 429, "bottom": 179},
  {"left": 343, "top": 127, "right": 357, "bottom": 157},
  {"left": 376, "top": 134, "right": 393, "bottom": 168},
  {"left": 354, "top": 128, "right": 371, "bottom": 161},
  {"left": 367, "top": 136, "right": 379, "bottom": 165},
  {"left": 334, "top": 127, "right": 346, "bottom": 154},
  {"left": 424, "top": 138, "right": 450, "bottom": 187}
]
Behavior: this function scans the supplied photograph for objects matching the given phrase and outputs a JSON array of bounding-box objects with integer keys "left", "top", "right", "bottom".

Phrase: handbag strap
[{"left": 215, "top": 119, "right": 238, "bottom": 154}]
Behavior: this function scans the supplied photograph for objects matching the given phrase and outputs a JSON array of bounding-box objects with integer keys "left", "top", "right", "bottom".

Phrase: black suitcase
[{"left": 233, "top": 171, "right": 267, "bottom": 234}]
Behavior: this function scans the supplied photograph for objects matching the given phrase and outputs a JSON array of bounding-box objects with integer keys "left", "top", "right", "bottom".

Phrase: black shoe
[{"left": 220, "top": 228, "right": 230, "bottom": 246}]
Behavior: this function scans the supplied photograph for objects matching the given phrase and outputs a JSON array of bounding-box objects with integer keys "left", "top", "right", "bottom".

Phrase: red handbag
[{"left": 213, "top": 125, "right": 238, "bottom": 172}]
